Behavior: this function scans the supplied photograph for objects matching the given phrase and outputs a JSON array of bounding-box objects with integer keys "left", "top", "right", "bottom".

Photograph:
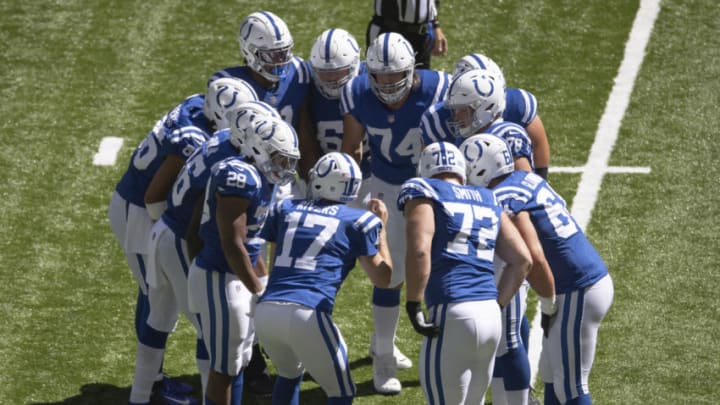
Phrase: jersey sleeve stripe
[
  {"left": 432, "top": 72, "right": 450, "bottom": 104},
  {"left": 356, "top": 211, "right": 381, "bottom": 233},
  {"left": 340, "top": 79, "right": 355, "bottom": 113},
  {"left": 494, "top": 186, "right": 532, "bottom": 205},
  {"left": 420, "top": 112, "right": 440, "bottom": 144},
  {"left": 520, "top": 89, "right": 537, "bottom": 125},
  {"left": 414, "top": 178, "right": 440, "bottom": 200}
]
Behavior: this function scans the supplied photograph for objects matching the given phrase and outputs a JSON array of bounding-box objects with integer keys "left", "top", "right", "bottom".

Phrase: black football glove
[{"left": 406, "top": 301, "right": 440, "bottom": 338}]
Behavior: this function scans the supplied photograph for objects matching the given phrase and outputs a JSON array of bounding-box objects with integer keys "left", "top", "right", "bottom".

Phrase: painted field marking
[
  {"left": 551, "top": 165, "right": 651, "bottom": 174},
  {"left": 528, "top": 0, "right": 661, "bottom": 387},
  {"left": 93, "top": 137, "right": 124, "bottom": 166}
]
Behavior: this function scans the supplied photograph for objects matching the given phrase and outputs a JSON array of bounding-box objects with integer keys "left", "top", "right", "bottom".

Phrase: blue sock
[
  {"left": 134, "top": 290, "right": 150, "bottom": 340},
  {"left": 327, "top": 396, "right": 353, "bottom": 405},
  {"left": 544, "top": 383, "right": 561, "bottom": 405},
  {"left": 272, "top": 375, "right": 302, "bottom": 405},
  {"left": 138, "top": 323, "right": 169, "bottom": 350},
  {"left": 565, "top": 393, "right": 592, "bottom": 405},
  {"left": 520, "top": 314, "right": 530, "bottom": 351},
  {"left": 231, "top": 370, "right": 244, "bottom": 405},
  {"left": 495, "top": 347, "right": 530, "bottom": 390},
  {"left": 196, "top": 338, "right": 209, "bottom": 360},
  {"left": 372, "top": 287, "right": 400, "bottom": 306}
]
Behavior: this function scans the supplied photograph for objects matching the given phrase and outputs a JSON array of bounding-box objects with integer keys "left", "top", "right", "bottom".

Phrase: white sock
[
  {"left": 505, "top": 388, "right": 529, "bottom": 405},
  {"left": 129, "top": 343, "right": 165, "bottom": 403},
  {"left": 491, "top": 377, "right": 507, "bottom": 405},
  {"left": 197, "top": 357, "right": 210, "bottom": 404},
  {"left": 372, "top": 304, "right": 400, "bottom": 356}
]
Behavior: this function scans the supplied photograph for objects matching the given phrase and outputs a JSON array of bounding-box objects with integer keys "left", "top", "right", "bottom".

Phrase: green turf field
[{"left": 1, "top": 0, "right": 718, "bottom": 404}]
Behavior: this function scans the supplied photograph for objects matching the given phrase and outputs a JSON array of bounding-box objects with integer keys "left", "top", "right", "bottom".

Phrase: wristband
[
  {"left": 146, "top": 201, "right": 167, "bottom": 221},
  {"left": 539, "top": 295, "right": 557, "bottom": 315}
]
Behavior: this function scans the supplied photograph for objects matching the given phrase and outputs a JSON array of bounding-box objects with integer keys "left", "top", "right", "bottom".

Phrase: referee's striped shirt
[{"left": 374, "top": 0, "right": 438, "bottom": 24}]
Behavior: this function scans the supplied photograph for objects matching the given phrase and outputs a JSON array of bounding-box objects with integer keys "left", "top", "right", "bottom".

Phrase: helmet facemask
[{"left": 369, "top": 70, "right": 413, "bottom": 105}]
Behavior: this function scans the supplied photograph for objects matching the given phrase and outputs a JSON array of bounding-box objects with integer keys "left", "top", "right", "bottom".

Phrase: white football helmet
[
  {"left": 365, "top": 32, "right": 415, "bottom": 105},
  {"left": 453, "top": 53, "right": 506, "bottom": 90},
  {"left": 446, "top": 69, "right": 506, "bottom": 138},
  {"left": 308, "top": 152, "right": 362, "bottom": 203},
  {"left": 242, "top": 116, "right": 300, "bottom": 185},
  {"left": 228, "top": 100, "right": 281, "bottom": 151},
  {"left": 460, "top": 134, "right": 514, "bottom": 187},
  {"left": 417, "top": 142, "right": 466, "bottom": 183},
  {"left": 310, "top": 28, "right": 361, "bottom": 100},
  {"left": 238, "top": 11, "right": 294, "bottom": 82},
  {"left": 204, "top": 78, "right": 258, "bottom": 130}
]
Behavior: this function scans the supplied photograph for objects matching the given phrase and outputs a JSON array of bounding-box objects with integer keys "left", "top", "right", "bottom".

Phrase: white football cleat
[
  {"left": 373, "top": 353, "right": 402, "bottom": 395},
  {"left": 369, "top": 334, "right": 413, "bottom": 369}
]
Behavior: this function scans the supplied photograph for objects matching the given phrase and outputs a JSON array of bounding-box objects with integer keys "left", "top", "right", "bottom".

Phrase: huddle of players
[{"left": 109, "top": 9, "right": 613, "bottom": 405}]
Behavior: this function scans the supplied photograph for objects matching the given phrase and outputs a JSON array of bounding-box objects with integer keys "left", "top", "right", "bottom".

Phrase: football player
[
  {"left": 209, "top": 11, "right": 314, "bottom": 393},
  {"left": 145, "top": 100, "right": 278, "bottom": 402},
  {"left": 399, "top": 142, "right": 532, "bottom": 404},
  {"left": 186, "top": 116, "right": 299, "bottom": 405},
  {"left": 306, "top": 28, "right": 373, "bottom": 207},
  {"left": 254, "top": 152, "right": 393, "bottom": 405},
  {"left": 420, "top": 53, "right": 551, "bottom": 180},
  {"left": 340, "top": 32, "right": 450, "bottom": 394},
  {"left": 461, "top": 134, "right": 614, "bottom": 405},
  {"left": 461, "top": 134, "right": 559, "bottom": 405},
  {"left": 109, "top": 77, "right": 255, "bottom": 405}
]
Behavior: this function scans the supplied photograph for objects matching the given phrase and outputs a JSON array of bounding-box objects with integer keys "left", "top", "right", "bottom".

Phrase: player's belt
[{"left": 372, "top": 15, "right": 429, "bottom": 35}]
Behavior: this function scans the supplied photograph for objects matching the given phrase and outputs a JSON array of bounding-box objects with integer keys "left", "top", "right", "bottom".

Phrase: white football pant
[
  {"left": 255, "top": 301, "right": 356, "bottom": 398},
  {"left": 188, "top": 263, "right": 254, "bottom": 376},
  {"left": 540, "top": 274, "right": 614, "bottom": 403},
  {"left": 421, "top": 300, "right": 501, "bottom": 404}
]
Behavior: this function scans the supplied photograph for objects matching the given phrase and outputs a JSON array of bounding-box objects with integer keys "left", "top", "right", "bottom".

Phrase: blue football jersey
[
  {"left": 258, "top": 199, "right": 382, "bottom": 313},
  {"left": 115, "top": 95, "right": 213, "bottom": 206},
  {"left": 340, "top": 70, "right": 450, "bottom": 185},
  {"left": 397, "top": 177, "right": 503, "bottom": 307},
  {"left": 209, "top": 57, "right": 311, "bottom": 128},
  {"left": 195, "top": 156, "right": 273, "bottom": 273},
  {"left": 162, "top": 129, "right": 243, "bottom": 237},
  {"left": 419, "top": 99, "right": 454, "bottom": 146},
  {"left": 493, "top": 171, "right": 608, "bottom": 293},
  {"left": 419, "top": 87, "right": 537, "bottom": 147},
  {"left": 308, "top": 61, "right": 371, "bottom": 178},
  {"left": 486, "top": 121, "right": 534, "bottom": 168}
]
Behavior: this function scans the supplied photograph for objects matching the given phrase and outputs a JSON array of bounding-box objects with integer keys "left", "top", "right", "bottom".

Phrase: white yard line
[
  {"left": 551, "top": 166, "right": 651, "bottom": 174},
  {"left": 528, "top": 0, "right": 661, "bottom": 387},
  {"left": 93, "top": 136, "right": 124, "bottom": 166}
]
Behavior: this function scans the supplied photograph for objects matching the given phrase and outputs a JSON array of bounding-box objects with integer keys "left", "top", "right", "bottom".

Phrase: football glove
[{"left": 406, "top": 301, "right": 440, "bottom": 337}]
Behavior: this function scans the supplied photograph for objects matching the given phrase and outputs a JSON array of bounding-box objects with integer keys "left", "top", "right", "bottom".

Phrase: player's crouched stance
[
  {"left": 254, "top": 152, "right": 393, "bottom": 405},
  {"left": 398, "top": 142, "right": 532, "bottom": 404},
  {"left": 186, "top": 116, "right": 300, "bottom": 405}
]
